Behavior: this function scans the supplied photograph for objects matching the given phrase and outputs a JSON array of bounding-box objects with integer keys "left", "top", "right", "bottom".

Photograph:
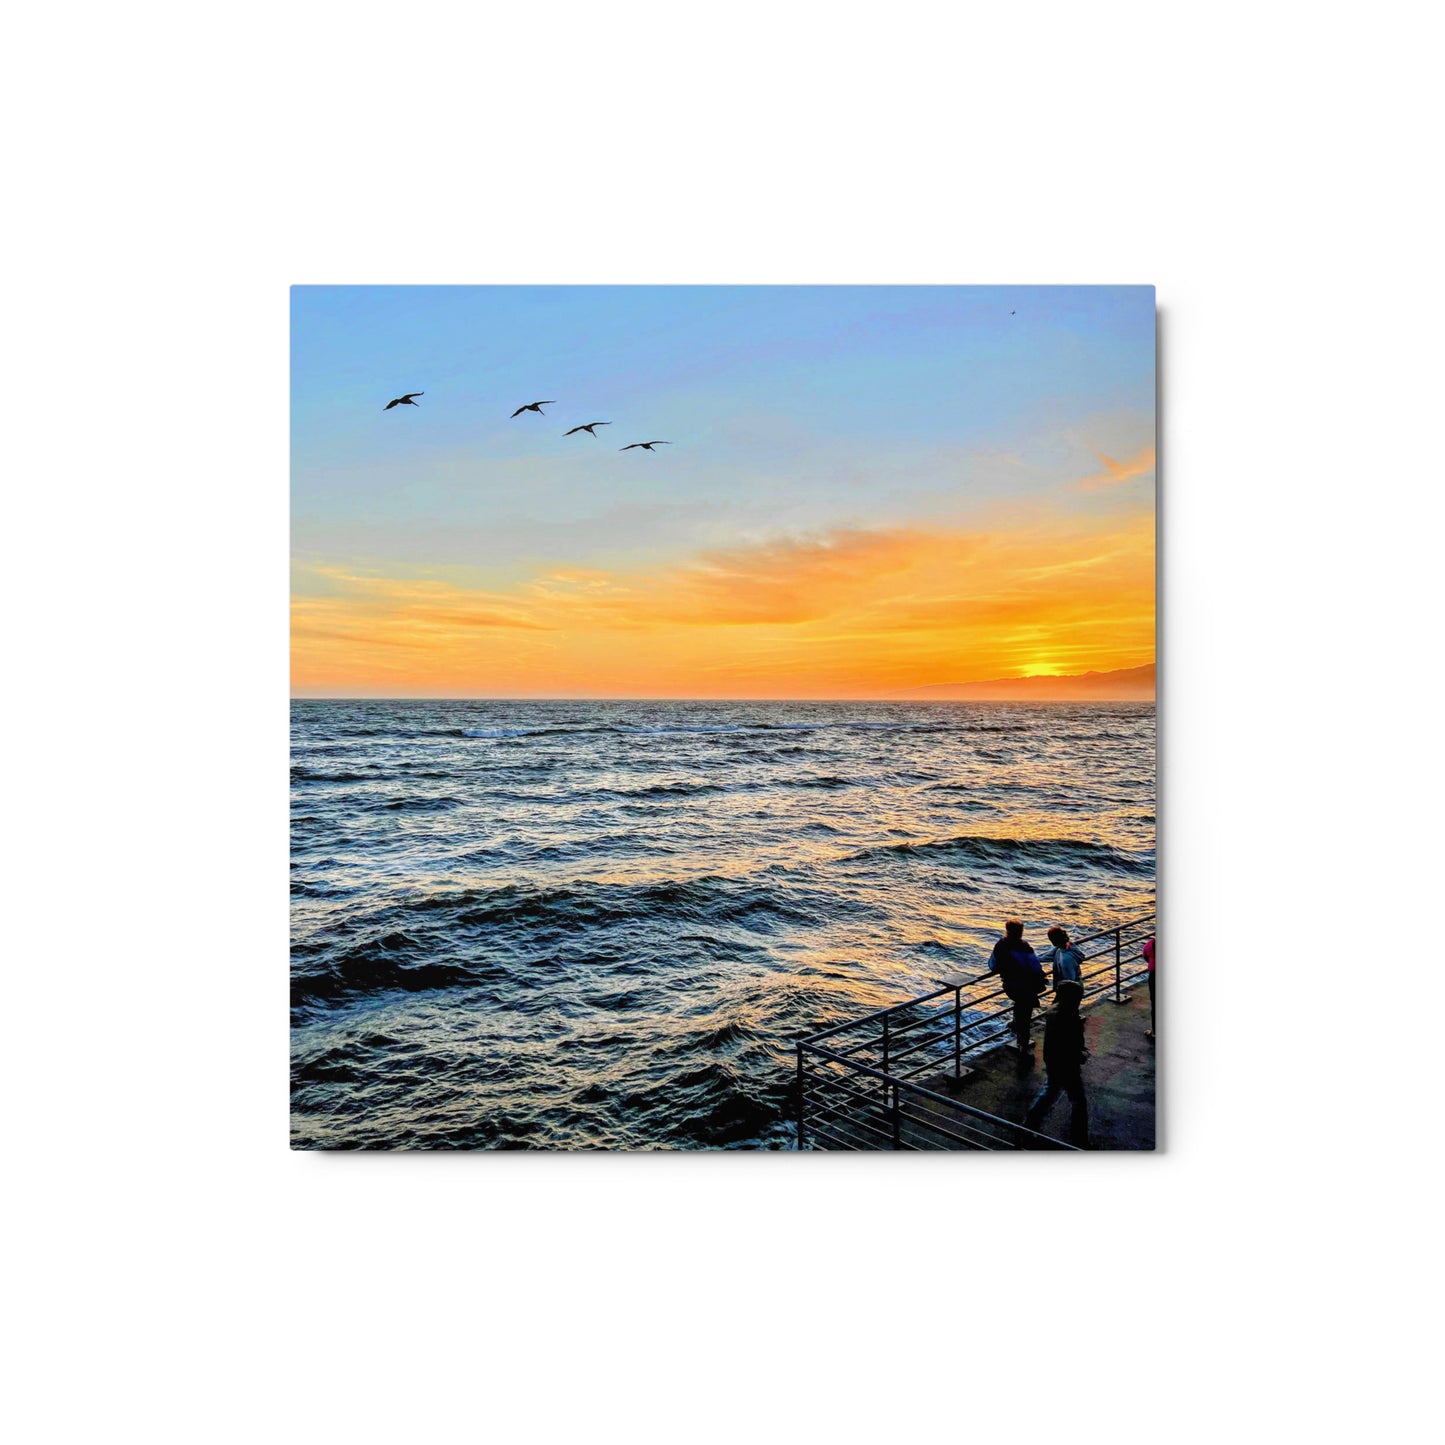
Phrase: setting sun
[{"left": 292, "top": 286, "right": 1155, "bottom": 697}]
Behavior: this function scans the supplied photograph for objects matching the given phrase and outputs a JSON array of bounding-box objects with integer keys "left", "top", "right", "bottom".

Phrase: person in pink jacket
[{"left": 1143, "top": 935, "right": 1156, "bottom": 1040}]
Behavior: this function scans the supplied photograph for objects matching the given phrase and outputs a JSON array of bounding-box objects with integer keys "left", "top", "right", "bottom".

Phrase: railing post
[
  {"left": 796, "top": 1042, "right": 806, "bottom": 1151},
  {"left": 880, "top": 1014, "right": 891, "bottom": 1113},
  {"left": 953, "top": 987, "right": 962, "bottom": 1077},
  {"left": 890, "top": 1083, "right": 901, "bottom": 1149},
  {"left": 1111, "top": 926, "right": 1129, "bottom": 1004}
]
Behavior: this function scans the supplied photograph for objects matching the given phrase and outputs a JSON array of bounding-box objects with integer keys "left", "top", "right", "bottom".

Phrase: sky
[{"left": 291, "top": 285, "right": 1155, "bottom": 697}]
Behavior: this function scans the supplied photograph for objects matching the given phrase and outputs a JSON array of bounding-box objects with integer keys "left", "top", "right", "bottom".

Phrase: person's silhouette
[
  {"left": 989, "top": 919, "right": 1047, "bottom": 1066},
  {"left": 1025, "top": 980, "right": 1090, "bottom": 1146}
]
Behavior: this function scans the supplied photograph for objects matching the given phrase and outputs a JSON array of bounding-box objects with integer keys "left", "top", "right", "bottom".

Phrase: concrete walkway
[{"left": 924, "top": 985, "right": 1156, "bottom": 1150}]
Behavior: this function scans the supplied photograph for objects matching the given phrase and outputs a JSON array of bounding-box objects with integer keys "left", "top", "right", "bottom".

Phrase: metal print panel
[{"left": 290, "top": 285, "right": 1157, "bottom": 1151}]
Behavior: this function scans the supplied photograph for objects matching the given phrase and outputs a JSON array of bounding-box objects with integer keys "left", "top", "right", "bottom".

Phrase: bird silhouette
[
  {"left": 384, "top": 392, "right": 423, "bottom": 409},
  {"left": 564, "top": 422, "right": 612, "bottom": 436},
  {"left": 511, "top": 400, "right": 556, "bottom": 417},
  {"left": 1010, "top": 310, "right": 1016, "bottom": 315},
  {"left": 619, "top": 441, "right": 671, "bottom": 451}
]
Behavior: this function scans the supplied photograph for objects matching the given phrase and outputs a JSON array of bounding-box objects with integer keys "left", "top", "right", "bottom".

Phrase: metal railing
[{"left": 794, "top": 913, "right": 1154, "bottom": 1150}]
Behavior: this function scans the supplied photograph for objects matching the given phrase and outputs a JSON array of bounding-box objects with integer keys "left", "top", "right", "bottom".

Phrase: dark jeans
[
  {"left": 1148, "top": 972, "right": 1155, "bottom": 1032},
  {"left": 1010, "top": 997, "right": 1034, "bottom": 1052},
  {"left": 1025, "top": 1072, "right": 1089, "bottom": 1145}
]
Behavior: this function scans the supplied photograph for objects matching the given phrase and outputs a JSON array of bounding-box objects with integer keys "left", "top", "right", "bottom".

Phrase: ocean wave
[
  {"left": 659, "top": 1063, "right": 779, "bottom": 1145},
  {"left": 618, "top": 781, "right": 729, "bottom": 799},
  {"left": 694, "top": 1020, "right": 758, "bottom": 1050},
  {"left": 510, "top": 832, "right": 683, "bottom": 865},
  {"left": 293, "top": 766, "right": 458, "bottom": 784},
  {"left": 843, "top": 833, "right": 1153, "bottom": 875},
  {"left": 830, "top": 721, "right": 963, "bottom": 733},
  {"left": 456, "top": 722, "right": 783, "bottom": 739},
  {"left": 447, "top": 719, "right": 999, "bottom": 740},
  {"left": 456, "top": 721, "right": 808, "bottom": 740},
  {"left": 444, "top": 876, "right": 836, "bottom": 932},
  {"left": 291, "top": 877, "right": 355, "bottom": 898},
  {"left": 292, "top": 1044, "right": 368, "bottom": 1085},
  {"left": 615, "top": 723, "right": 787, "bottom": 736},
  {"left": 497, "top": 780, "right": 734, "bottom": 808},
  {"left": 610, "top": 1059, "right": 780, "bottom": 1146},
  {"left": 297, "top": 875, "right": 876, "bottom": 961},
  {"left": 455, "top": 724, "right": 615, "bottom": 738},
  {"left": 291, "top": 932, "right": 487, "bottom": 1006},
  {"left": 923, "top": 785, "right": 999, "bottom": 808}
]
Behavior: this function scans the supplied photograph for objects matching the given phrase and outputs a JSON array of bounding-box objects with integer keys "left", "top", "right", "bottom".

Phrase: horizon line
[{"left": 290, "top": 694, "right": 1158, "bottom": 703}]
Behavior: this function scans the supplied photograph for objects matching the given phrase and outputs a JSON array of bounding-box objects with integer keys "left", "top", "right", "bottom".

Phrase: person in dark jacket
[
  {"left": 988, "top": 919, "right": 1047, "bottom": 1065},
  {"left": 1024, "top": 979, "right": 1090, "bottom": 1145}
]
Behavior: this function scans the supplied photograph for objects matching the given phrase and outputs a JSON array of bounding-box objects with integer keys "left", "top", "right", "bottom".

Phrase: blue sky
[
  {"left": 293, "top": 285, "right": 1153, "bottom": 579},
  {"left": 290, "top": 286, "right": 1155, "bottom": 695}
]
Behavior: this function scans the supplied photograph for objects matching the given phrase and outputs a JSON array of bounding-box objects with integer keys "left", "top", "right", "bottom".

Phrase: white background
[{"left": 5, "top": 2, "right": 1440, "bottom": 1442}]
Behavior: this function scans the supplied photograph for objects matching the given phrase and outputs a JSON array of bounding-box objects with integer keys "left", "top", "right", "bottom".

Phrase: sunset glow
[{"left": 292, "top": 286, "right": 1155, "bottom": 697}]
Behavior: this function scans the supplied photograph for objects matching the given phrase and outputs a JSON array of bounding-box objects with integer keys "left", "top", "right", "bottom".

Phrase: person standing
[
  {"left": 1143, "top": 935, "right": 1156, "bottom": 1040},
  {"left": 989, "top": 919, "right": 1048, "bottom": 1065},
  {"left": 1024, "top": 979, "right": 1090, "bottom": 1146},
  {"left": 1042, "top": 926, "right": 1085, "bottom": 989}
]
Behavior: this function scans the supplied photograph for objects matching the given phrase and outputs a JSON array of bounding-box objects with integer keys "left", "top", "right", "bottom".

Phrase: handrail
[
  {"left": 803, "top": 1043, "right": 1074, "bottom": 1150},
  {"left": 1067, "top": 913, "right": 1156, "bottom": 950},
  {"left": 801, "top": 982, "right": 958, "bottom": 1043},
  {"left": 793, "top": 910, "right": 1153, "bottom": 1150},
  {"left": 800, "top": 913, "right": 1155, "bottom": 1048}
]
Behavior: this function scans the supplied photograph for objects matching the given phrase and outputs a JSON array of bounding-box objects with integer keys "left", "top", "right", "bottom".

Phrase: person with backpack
[
  {"left": 1024, "top": 979, "right": 1090, "bottom": 1146},
  {"left": 988, "top": 919, "right": 1048, "bottom": 1066}
]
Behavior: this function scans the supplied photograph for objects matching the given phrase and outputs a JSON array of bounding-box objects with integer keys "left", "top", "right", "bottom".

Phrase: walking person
[
  {"left": 1143, "top": 935, "right": 1156, "bottom": 1041},
  {"left": 1042, "top": 926, "right": 1085, "bottom": 989},
  {"left": 1024, "top": 979, "right": 1090, "bottom": 1146},
  {"left": 989, "top": 919, "right": 1048, "bottom": 1066}
]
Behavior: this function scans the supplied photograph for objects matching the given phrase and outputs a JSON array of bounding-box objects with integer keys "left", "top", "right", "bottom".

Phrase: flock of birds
[{"left": 382, "top": 393, "right": 670, "bottom": 452}]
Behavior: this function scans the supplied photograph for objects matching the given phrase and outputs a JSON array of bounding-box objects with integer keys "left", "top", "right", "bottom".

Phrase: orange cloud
[
  {"left": 1076, "top": 446, "right": 1156, "bottom": 491},
  {"left": 292, "top": 514, "right": 1154, "bottom": 697},
  {"left": 575, "top": 528, "right": 940, "bottom": 627},
  {"left": 291, "top": 570, "right": 557, "bottom": 692}
]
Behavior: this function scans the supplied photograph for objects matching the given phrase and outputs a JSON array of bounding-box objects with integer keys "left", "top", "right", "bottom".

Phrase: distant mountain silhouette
[{"left": 897, "top": 663, "right": 1155, "bottom": 701}]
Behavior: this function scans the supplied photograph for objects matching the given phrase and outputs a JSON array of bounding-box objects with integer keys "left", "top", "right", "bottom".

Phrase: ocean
[{"left": 290, "top": 699, "right": 1156, "bottom": 1149}]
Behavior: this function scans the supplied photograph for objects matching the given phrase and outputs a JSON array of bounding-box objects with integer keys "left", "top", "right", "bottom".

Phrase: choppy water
[{"left": 291, "top": 699, "right": 1156, "bottom": 1149}]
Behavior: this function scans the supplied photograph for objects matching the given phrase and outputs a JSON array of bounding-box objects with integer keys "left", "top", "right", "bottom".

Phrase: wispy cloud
[
  {"left": 292, "top": 509, "right": 1154, "bottom": 697},
  {"left": 1075, "top": 446, "right": 1156, "bottom": 492}
]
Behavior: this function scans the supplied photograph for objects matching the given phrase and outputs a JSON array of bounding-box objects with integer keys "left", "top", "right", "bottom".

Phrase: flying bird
[
  {"left": 564, "top": 422, "right": 611, "bottom": 436},
  {"left": 619, "top": 441, "right": 671, "bottom": 451},
  {"left": 511, "top": 400, "right": 556, "bottom": 417},
  {"left": 384, "top": 392, "right": 423, "bottom": 409}
]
